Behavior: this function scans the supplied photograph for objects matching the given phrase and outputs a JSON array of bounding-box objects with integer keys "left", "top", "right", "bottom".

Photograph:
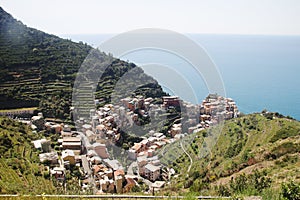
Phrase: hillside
[
  {"left": 0, "top": 117, "right": 56, "bottom": 194},
  {"left": 1, "top": 113, "right": 299, "bottom": 197},
  {"left": 0, "top": 7, "right": 166, "bottom": 119},
  {"left": 166, "top": 112, "right": 300, "bottom": 198}
]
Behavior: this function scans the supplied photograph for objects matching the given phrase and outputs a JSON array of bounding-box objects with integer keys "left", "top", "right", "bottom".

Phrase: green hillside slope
[
  {"left": 0, "top": 7, "right": 166, "bottom": 119},
  {"left": 167, "top": 112, "right": 300, "bottom": 198},
  {"left": 0, "top": 7, "right": 91, "bottom": 113},
  {"left": 0, "top": 117, "right": 56, "bottom": 194}
]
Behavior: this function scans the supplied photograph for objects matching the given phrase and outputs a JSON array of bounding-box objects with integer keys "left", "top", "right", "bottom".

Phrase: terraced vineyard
[
  {"left": 0, "top": 7, "right": 166, "bottom": 120},
  {"left": 167, "top": 112, "right": 300, "bottom": 199},
  {"left": 0, "top": 117, "right": 56, "bottom": 194},
  {"left": 0, "top": 7, "right": 91, "bottom": 117}
]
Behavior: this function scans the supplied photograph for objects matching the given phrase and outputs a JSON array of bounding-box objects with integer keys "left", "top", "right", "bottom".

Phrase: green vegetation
[
  {"left": 1, "top": 6, "right": 300, "bottom": 199},
  {"left": 0, "top": 117, "right": 55, "bottom": 194},
  {"left": 0, "top": 117, "right": 89, "bottom": 195},
  {"left": 282, "top": 181, "right": 300, "bottom": 200},
  {"left": 0, "top": 7, "right": 91, "bottom": 118},
  {"left": 0, "top": 7, "right": 166, "bottom": 120},
  {"left": 270, "top": 125, "right": 300, "bottom": 143},
  {"left": 216, "top": 170, "right": 272, "bottom": 196},
  {"left": 166, "top": 113, "right": 300, "bottom": 197},
  {"left": 0, "top": 110, "right": 299, "bottom": 199}
]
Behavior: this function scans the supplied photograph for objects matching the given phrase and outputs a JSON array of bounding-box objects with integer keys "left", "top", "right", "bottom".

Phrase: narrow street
[
  {"left": 79, "top": 132, "right": 97, "bottom": 193},
  {"left": 127, "top": 161, "right": 137, "bottom": 176}
]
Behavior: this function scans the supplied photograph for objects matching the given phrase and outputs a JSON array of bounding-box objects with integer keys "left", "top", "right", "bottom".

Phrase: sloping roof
[
  {"left": 114, "top": 169, "right": 125, "bottom": 177},
  {"left": 93, "top": 142, "right": 105, "bottom": 148},
  {"left": 103, "top": 159, "right": 123, "bottom": 171},
  {"left": 137, "top": 156, "right": 147, "bottom": 163},
  {"left": 132, "top": 143, "right": 141, "bottom": 151},
  {"left": 62, "top": 149, "right": 75, "bottom": 158},
  {"left": 145, "top": 164, "right": 160, "bottom": 172}
]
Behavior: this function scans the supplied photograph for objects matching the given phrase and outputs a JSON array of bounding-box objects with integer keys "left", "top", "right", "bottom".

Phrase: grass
[
  {"left": 168, "top": 113, "right": 300, "bottom": 197},
  {"left": 0, "top": 117, "right": 56, "bottom": 195},
  {"left": 2, "top": 112, "right": 299, "bottom": 197},
  {"left": 0, "top": 195, "right": 234, "bottom": 200}
]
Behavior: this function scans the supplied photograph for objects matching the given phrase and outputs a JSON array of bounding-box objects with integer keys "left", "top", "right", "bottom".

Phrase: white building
[
  {"left": 128, "top": 149, "right": 137, "bottom": 160},
  {"left": 144, "top": 164, "right": 161, "bottom": 182}
]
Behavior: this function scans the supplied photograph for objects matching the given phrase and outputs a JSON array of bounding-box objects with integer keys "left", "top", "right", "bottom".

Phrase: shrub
[
  {"left": 241, "top": 149, "right": 254, "bottom": 163},
  {"left": 225, "top": 142, "right": 244, "bottom": 158},
  {"left": 43, "top": 171, "right": 50, "bottom": 179},
  {"left": 190, "top": 179, "right": 209, "bottom": 192},
  {"left": 218, "top": 170, "right": 272, "bottom": 196},
  {"left": 250, "top": 170, "right": 272, "bottom": 193},
  {"left": 270, "top": 126, "right": 300, "bottom": 143},
  {"left": 282, "top": 181, "right": 300, "bottom": 200},
  {"left": 230, "top": 173, "right": 248, "bottom": 193},
  {"left": 131, "top": 185, "right": 141, "bottom": 192},
  {"left": 216, "top": 185, "right": 231, "bottom": 197},
  {"left": 272, "top": 142, "right": 300, "bottom": 158}
]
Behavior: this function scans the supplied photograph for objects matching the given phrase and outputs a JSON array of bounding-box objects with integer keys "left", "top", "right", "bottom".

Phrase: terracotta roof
[{"left": 114, "top": 169, "right": 125, "bottom": 177}]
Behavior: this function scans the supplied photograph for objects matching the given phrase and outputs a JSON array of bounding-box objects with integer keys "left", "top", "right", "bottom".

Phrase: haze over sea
[{"left": 62, "top": 34, "right": 300, "bottom": 120}]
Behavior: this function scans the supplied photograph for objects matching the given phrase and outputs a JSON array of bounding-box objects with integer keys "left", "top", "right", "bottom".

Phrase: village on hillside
[{"left": 7, "top": 94, "right": 239, "bottom": 194}]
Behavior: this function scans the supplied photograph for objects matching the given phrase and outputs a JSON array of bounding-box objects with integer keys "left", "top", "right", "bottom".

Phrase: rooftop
[
  {"left": 103, "top": 159, "right": 123, "bottom": 171},
  {"left": 145, "top": 164, "right": 161, "bottom": 172},
  {"left": 39, "top": 152, "right": 58, "bottom": 162},
  {"left": 62, "top": 149, "right": 75, "bottom": 158},
  {"left": 63, "top": 137, "right": 81, "bottom": 142},
  {"left": 62, "top": 142, "right": 81, "bottom": 146},
  {"left": 152, "top": 181, "right": 165, "bottom": 188},
  {"left": 93, "top": 143, "right": 106, "bottom": 147}
]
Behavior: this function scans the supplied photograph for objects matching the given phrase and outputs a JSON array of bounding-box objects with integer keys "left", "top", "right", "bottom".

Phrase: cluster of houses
[
  {"left": 200, "top": 93, "right": 239, "bottom": 122},
  {"left": 90, "top": 158, "right": 125, "bottom": 193},
  {"left": 28, "top": 93, "right": 238, "bottom": 194},
  {"left": 161, "top": 94, "right": 239, "bottom": 135},
  {"left": 33, "top": 119, "right": 140, "bottom": 193}
]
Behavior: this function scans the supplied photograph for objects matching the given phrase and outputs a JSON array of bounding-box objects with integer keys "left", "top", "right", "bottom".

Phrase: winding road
[{"left": 180, "top": 141, "right": 193, "bottom": 174}]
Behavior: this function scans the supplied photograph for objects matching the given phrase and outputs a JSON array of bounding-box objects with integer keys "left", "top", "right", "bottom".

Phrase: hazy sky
[{"left": 1, "top": 0, "right": 300, "bottom": 35}]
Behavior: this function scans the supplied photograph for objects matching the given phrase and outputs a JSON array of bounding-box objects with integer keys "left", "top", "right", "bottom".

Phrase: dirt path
[{"left": 180, "top": 141, "right": 193, "bottom": 174}]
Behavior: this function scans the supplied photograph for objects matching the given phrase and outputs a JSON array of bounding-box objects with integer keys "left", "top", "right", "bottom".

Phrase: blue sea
[{"left": 61, "top": 34, "right": 300, "bottom": 120}]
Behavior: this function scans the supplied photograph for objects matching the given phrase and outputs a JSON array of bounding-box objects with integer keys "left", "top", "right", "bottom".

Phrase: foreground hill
[
  {"left": 167, "top": 112, "right": 300, "bottom": 198},
  {"left": 1, "top": 112, "right": 299, "bottom": 197},
  {"left": 0, "top": 117, "right": 55, "bottom": 194},
  {"left": 0, "top": 7, "right": 166, "bottom": 119}
]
